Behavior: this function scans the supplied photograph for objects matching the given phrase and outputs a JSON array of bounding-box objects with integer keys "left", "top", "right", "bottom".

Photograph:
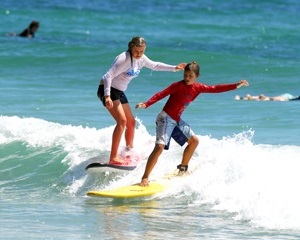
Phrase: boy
[{"left": 135, "top": 62, "right": 249, "bottom": 186}]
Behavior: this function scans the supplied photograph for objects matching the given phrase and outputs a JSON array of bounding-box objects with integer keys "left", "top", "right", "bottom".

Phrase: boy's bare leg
[
  {"left": 180, "top": 136, "right": 199, "bottom": 168},
  {"left": 140, "top": 144, "right": 164, "bottom": 186}
]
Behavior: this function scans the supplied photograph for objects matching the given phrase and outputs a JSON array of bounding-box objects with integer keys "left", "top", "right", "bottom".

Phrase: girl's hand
[
  {"left": 135, "top": 103, "right": 146, "bottom": 109},
  {"left": 105, "top": 96, "right": 113, "bottom": 109},
  {"left": 175, "top": 62, "right": 187, "bottom": 70}
]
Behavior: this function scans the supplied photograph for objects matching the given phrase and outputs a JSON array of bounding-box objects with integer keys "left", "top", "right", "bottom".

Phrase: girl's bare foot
[{"left": 109, "top": 156, "right": 128, "bottom": 165}]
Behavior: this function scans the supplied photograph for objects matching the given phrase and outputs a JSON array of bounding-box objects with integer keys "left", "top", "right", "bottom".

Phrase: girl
[{"left": 98, "top": 36, "right": 186, "bottom": 164}]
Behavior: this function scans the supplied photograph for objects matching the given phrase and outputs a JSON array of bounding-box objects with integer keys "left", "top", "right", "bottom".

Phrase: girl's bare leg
[
  {"left": 122, "top": 103, "right": 136, "bottom": 148},
  {"left": 107, "top": 100, "right": 127, "bottom": 163}
]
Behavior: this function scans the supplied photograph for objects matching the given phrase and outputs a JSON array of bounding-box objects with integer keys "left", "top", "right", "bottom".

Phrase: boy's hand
[
  {"left": 135, "top": 103, "right": 146, "bottom": 109},
  {"left": 140, "top": 178, "right": 149, "bottom": 187},
  {"left": 236, "top": 80, "right": 249, "bottom": 88}
]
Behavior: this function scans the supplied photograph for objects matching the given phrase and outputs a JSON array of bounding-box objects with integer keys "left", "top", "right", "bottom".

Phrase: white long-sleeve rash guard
[{"left": 101, "top": 51, "right": 177, "bottom": 96}]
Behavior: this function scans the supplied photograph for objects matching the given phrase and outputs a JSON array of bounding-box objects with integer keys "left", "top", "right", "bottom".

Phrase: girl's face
[
  {"left": 131, "top": 45, "right": 146, "bottom": 59},
  {"left": 183, "top": 70, "right": 199, "bottom": 85}
]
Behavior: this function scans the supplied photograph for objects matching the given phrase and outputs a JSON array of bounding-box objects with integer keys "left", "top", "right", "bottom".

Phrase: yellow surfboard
[
  {"left": 86, "top": 171, "right": 185, "bottom": 199},
  {"left": 87, "top": 182, "right": 165, "bottom": 198}
]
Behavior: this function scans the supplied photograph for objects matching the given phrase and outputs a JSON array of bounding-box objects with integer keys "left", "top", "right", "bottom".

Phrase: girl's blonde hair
[{"left": 128, "top": 36, "right": 146, "bottom": 51}]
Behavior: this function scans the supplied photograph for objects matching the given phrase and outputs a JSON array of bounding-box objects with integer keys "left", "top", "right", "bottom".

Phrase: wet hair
[
  {"left": 127, "top": 36, "right": 146, "bottom": 51},
  {"left": 29, "top": 21, "right": 39, "bottom": 30},
  {"left": 127, "top": 36, "right": 146, "bottom": 66},
  {"left": 184, "top": 61, "right": 200, "bottom": 76}
]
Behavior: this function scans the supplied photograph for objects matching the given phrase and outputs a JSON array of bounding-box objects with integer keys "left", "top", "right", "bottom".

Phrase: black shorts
[{"left": 97, "top": 84, "right": 129, "bottom": 106}]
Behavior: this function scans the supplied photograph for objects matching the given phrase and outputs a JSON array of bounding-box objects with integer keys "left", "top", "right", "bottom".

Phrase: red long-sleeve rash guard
[{"left": 144, "top": 80, "right": 237, "bottom": 122}]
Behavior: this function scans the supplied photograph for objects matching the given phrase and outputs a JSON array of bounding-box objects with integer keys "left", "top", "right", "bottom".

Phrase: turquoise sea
[{"left": 1, "top": 0, "right": 300, "bottom": 239}]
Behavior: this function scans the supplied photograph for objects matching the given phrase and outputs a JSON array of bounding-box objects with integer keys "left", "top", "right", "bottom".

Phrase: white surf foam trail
[
  {"left": 98, "top": 130, "right": 300, "bottom": 230},
  {"left": 0, "top": 116, "right": 152, "bottom": 160},
  {"left": 2, "top": 116, "right": 300, "bottom": 230},
  {"left": 186, "top": 132, "right": 300, "bottom": 230},
  {"left": 0, "top": 115, "right": 154, "bottom": 192}
]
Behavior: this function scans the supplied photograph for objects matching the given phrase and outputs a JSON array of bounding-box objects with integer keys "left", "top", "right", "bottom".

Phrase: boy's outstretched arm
[{"left": 136, "top": 84, "right": 173, "bottom": 109}]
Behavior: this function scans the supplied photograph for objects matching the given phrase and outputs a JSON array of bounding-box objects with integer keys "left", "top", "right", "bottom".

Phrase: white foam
[{"left": 2, "top": 115, "right": 300, "bottom": 230}]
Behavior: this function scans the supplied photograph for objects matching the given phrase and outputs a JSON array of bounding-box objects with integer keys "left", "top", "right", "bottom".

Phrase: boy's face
[{"left": 183, "top": 70, "right": 199, "bottom": 85}]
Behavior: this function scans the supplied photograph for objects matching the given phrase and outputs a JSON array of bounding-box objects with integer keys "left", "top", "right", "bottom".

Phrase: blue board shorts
[{"left": 155, "top": 111, "right": 195, "bottom": 150}]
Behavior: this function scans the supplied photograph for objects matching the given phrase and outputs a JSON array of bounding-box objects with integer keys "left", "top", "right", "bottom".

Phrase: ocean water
[{"left": 1, "top": 0, "right": 300, "bottom": 239}]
